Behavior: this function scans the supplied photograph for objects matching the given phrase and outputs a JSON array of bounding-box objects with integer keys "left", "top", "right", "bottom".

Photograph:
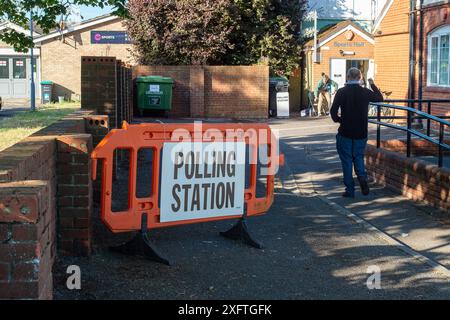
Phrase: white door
[
  {"left": 367, "top": 59, "right": 375, "bottom": 81},
  {"left": 11, "top": 57, "right": 28, "bottom": 98},
  {"left": 330, "top": 59, "right": 347, "bottom": 90}
]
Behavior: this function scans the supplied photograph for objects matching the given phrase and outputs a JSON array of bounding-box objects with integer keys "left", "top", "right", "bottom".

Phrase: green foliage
[
  {"left": 0, "top": 0, "right": 127, "bottom": 52},
  {"left": 126, "top": 0, "right": 234, "bottom": 65},
  {"left": 127, "top": 0, "right": 307, "bottom": 76}
]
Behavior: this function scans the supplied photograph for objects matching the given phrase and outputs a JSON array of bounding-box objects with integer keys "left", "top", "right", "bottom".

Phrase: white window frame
[{"left": 427, "top": 24, "right": 450, "bottom": 88}]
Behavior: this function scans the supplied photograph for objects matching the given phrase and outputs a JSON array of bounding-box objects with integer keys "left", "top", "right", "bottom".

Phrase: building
[
  {"left": 0, "top": 22, "right": 41, "bottom": 101},
  {"left": 413, "top": 0, "right": 450, "bottom": 117},
  {"left": 373, "top": 0, "right": 450, "bottom": 117},
  {"left": 302, "top": 20, "right": 375, "bottom": 105},
  {"left": 372, "top": 0, "right": 410, "bottom": 100},
  {"left": 0, "top": 14, "right": 134, "bottom": 102}
]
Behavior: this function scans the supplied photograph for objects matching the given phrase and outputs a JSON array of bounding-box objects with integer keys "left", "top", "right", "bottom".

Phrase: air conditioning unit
[{"left": 312, "top": 51, "right": 322, "bottom": 63}]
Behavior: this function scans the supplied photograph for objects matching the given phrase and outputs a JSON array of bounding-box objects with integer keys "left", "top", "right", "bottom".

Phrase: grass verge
[{"left": 0, "top": 102, "right": 80, "bottom": 152}]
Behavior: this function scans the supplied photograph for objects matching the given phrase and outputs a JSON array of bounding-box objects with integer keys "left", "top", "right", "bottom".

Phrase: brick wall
[
  {"left": 373, "top": 0, "right": 410, "bottom": 100},
  {"left": 81, "top": 57, "right": 133, "bottom": 129},
  {"left": 81, "top": 57, "right": 118, "bottom": 128},
  {"left": 415, "top": 3, "right": 450, "bottom": 118},
  {"left": 0, "top": 110, "right": 98, "bottom": 299},
  {"left": 39, "top": 18, "right": 134, "bottom": 101},
  {"left": 56, "top": 134, "right": 93, "bottom": 256},
  {"left": 132, "top": 66, "right": 193, "bottom": 117},
  {"left": 368, "top": 139, "right": 450, "bottom": 156},
  {"left": 0, "top": 181, "right": 53, "bottom": 299},
  {"left": 366, "top": 145, "right": 450, "bottom": 212},
  {"left": 132, "top": 65, "right": 269, "bottom": 119},
  {"left": 204, "top": 66, "right": 268, "bottom": 119}
]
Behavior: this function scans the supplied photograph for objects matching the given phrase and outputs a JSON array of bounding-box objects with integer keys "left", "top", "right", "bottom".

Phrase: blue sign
[{"left": 90, "top": 31, "right": 131, "bottom": 44}]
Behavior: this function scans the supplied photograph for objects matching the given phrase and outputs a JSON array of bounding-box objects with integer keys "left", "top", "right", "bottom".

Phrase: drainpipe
[
  {"left": 408, "top": 0, "right": 416, "bottom": 106},
  {"left": 313, "top": 10, "right": 318, "bottom": 60},
  {"left": 418, "top": 0, "right": 424, "bottom": 111}
]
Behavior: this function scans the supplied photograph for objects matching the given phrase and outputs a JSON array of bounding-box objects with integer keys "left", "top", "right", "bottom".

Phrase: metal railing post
[
  {"left": 427, "top": 101, "right": 432, "bottom": 136},
  {"left": 439, "top": 124, "right": 444, "bottom": 168},
  {"left": 407, "top": 109, "right": 412, "bottom": 158},
  {"left": 377, "top": 104, "right": 381, "bottom": 149}
]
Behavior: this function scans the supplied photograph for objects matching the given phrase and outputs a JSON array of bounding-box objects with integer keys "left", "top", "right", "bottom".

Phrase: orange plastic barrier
[{"left": 91, "top": 121, "right": 284, "bottom": 234}]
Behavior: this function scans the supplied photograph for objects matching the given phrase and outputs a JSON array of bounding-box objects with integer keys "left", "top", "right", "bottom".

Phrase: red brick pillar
[
  {"left": 84, "top": 115, "right": 109, "bottom": 148},
  {"left": 84, "top": 115, "right": 110, "bottom": 206},
  {"left": 56, "top": 134, "right": 93, "bottom": 256},
  {"left": 190, "top": 66, "right": 205, "bottom": 117},
  {"left": 0, "top": 181, "right": 54, "bottom": 300}
]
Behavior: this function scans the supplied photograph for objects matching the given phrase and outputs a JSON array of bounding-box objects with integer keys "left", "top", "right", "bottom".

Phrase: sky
[
  {"left": 74, "top": 0, "right": 389, "bottom": 22},
  {"left": 75, "top": 5, "right": 114, "bottom": 21}
]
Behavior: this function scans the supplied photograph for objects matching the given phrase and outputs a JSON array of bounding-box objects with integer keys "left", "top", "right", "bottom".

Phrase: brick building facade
[
  {"left": 0, "top": 15, "right": 134, "bottom": 102},
  {"left": 414, "top": 1, "right": 450, "bottom": 117},
  {"left": 373, "top": 0, "right": 450, "bottom": 117},
  {"left": 35, "top": 15, "right": 134, "bottom": 102},
  {"left": 372, "top": 0, "right": 410, "bottom": 100}
]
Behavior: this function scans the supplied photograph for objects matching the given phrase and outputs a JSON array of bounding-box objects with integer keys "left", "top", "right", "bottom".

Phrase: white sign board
[
  {"left": 148, "top": 84, "right": 160, "bottom": 93},
  {"left": 276, "top": 92, "right": 289, "bottom": 118},
  {"left": 160, "top": 142, "right": 246, "bottom": 223}
]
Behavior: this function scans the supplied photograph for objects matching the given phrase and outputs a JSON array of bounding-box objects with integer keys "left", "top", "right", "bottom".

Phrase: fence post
[
  {"left": 438, "top": 123, "right": 444, "bottom": 168},
  {"left": 427, "top": 101, "right": 432, "bottom": 136},
  {"left": 407, "top": 109, "right": 412, "bottom": 158},
  {"left": 377, "top": 104, "right": 381, "bottom": 149}
]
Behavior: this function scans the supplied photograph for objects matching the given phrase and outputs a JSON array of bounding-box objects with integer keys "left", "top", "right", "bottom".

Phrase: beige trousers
[{"left": 317, "top": 91, "right": 331, "bottom": 115}]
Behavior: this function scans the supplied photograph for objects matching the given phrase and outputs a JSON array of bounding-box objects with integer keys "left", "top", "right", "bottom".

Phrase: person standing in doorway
[
  {"left": 330, "top": 68, "right": 383, "bottom": 198},
  {"left": 314, "top": 73, "right": 338, "bottom": 116}
]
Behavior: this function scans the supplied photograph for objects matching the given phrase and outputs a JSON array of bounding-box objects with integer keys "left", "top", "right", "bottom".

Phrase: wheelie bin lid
[
  {"left": 136, "top": 76, "right": 174, "bottom": 84},
  {"left": 40, "top": 80, "right": 53, "bottom": 85},
  {"left": 269, "top": 77, "right": 289, "bottom": 84}
]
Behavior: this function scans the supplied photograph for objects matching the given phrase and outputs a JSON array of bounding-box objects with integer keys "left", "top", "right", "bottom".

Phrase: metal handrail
[
  {"left": 369, "top": 102, "right": 450, "bottom": 167},
  {"left": 383, "top": 99, "right": 450, "bottom": 136},
  {"left": 385, "top": 99, "right": 450, "bottom": 103}
]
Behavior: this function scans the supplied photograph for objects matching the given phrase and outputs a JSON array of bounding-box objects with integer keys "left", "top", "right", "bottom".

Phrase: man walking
[
  {"left": 330, "top": 68, "right": 383, "bottom": 198},
  {"left": 314, "top": 73, "right": 338, "bottom": 116}
]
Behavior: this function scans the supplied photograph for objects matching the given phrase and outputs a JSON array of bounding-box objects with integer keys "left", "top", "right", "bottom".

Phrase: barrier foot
[
  {"left": 110, "top": 214, "right": 171, "bottom": 266},
  {"left": 220, "top": 218, "right": 263, "bottom": 249}
]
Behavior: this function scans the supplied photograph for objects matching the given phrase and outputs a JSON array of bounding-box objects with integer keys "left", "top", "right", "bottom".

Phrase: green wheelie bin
[{"left": 136, "top": 76, "right": 174, "bottom": 116}]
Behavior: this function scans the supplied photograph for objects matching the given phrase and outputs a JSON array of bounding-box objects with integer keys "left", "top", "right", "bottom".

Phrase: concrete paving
[
  {"left": 53, "top": 116, "right": 450, "bottom": 300},
  {"left": 272, "top": 117, "right": 450, "bottom": 269}
]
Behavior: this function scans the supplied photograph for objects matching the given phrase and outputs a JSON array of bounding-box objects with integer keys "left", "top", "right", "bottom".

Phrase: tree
[
  {"left": 226, "top": 0, "right": 306, "bottom": 76},
  {"left": 0, "top": 0, "right": 127, "bottom": 52},
  {"left": 125, "top": 0, "right": 234, "bottom": 65},
  {"left": 127, "top": 0, "right": 307, "bottom": 76}
]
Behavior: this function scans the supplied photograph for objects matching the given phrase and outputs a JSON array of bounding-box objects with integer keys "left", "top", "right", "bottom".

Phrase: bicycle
[{"left": 368, "top": 91, "right": 395, "bottom": 123}]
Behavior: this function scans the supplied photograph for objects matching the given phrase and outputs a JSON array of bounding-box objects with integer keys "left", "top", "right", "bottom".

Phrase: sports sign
[
  {"left": 90, "top": 31, "right": 131, "bottom": 44},
  {"left": 160, "top": 142, "right": 245, "bottom": 223}
]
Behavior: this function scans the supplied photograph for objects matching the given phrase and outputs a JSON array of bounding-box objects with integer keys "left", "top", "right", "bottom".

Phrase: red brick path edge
[
  {"left": 365, "top": 145, "right": 450, "bottom": 213},
  {"left": 0, "top": 111, "right": 109, "bottom": 300}
]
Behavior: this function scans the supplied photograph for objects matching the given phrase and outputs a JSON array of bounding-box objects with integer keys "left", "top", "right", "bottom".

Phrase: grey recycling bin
[
  {"left": 40, "top": 81, "right": 53, "bottom": 104},
  {"left": 269, "top": 77, "right": 289, "bottom": 117}
]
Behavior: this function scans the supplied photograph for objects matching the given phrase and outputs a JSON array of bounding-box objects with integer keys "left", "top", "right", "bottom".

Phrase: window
[
  {"left": 12, "top": 58, "right": 26, "bottom": 79},
  {"left": 428, "top": 25, "right": 450, "bottom": 87},
  {"left": 0, "top": 58, "right": 8, "bottom": 79}
]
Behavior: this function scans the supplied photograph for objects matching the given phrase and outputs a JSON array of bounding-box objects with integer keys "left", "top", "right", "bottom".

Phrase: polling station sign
[{"left": 160, "top": 142, "right": 246, "bottom": 223}]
